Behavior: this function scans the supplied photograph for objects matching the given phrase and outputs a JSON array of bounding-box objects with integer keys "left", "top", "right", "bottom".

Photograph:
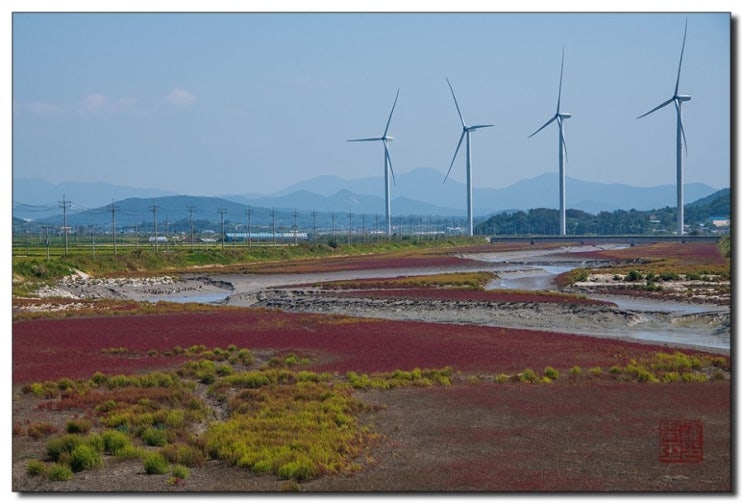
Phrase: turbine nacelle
[
  {"left": 676, "top": 95, "right": 691, "bottom": 102},
  {"left": 466, "top": 124, "right": 494, "bottom": 132},
  {"left": 559, "top": 112, "right": 572, "bottom": 119}
]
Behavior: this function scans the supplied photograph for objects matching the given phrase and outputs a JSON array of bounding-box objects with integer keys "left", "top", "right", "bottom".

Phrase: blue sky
[{"left": 10, "top": 8, "right": 733, "bottom": 197}]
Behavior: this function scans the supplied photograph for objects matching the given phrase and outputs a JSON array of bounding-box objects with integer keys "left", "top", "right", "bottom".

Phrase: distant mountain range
[{"left": 13, "top": 168, "right": 724, "bottom": 226}]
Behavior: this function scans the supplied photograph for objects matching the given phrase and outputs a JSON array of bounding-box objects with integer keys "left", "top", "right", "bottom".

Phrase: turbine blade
[
  {"left": 444, "top": 131, "right": 466, "bottom": 183},
  {"left": 675, "top": 100, "right": 689, "bottom": 157},
  {"left": 382, "top": 88, "right": 400, "bottom": 138},
  {"left": 636, "top": 97, "right": 674, "bottom": 119},
  {"left": 528, "top": 115, "right": 557, "bottom": 138},
  {"left": 385, "top": 143, "right": 397, "bottom": 186},
  {"left": 469, "top": 124, "right": 494, "bottom": 131},
  {"left": 446, "top": 77, "right": 467, "bottom": 128},
  {"left": 675, "top": 19, "right": 688, "bottom": 97},
  {"left": 347, "top": 137, "right": 382, "bottom": 142},
  {"left": 557, "top": 46, "right": 565, "bottom": 114}
]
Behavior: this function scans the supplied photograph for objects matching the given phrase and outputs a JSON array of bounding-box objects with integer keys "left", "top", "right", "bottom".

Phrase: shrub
[
  {"left": 590, "top": 367, "right": 602, "bottom": 376},
  {"left": 90, "top": 372, "right": 108, "bottom": 386},
  {"left": 711, "top": 369, "right": 727, "bottom": 381},
  {"left": 171, "top": 464, "right": 190, "bottom": 480},
  {"left": 95, "top": 399, "right": 117, "bottom": 414},
  {"left": 143, "top": 452, "right": 169, "bottom": 475},
  {"left": 284, "top": 354, "right": 300, "bottom": 367},
  {"left": 569, "top": 366, "right": 582, "bottom": 378},
  {"left": 66, "top": 418, "right": 92, "bottom": 434},
  {"left": 27, "top": 422, "right": 59, "bottom": 440},
  {"left": 101, "top": 430, "right": 133, "bottom": 455},
  {"left": 519, "top": 368, "right": 539, "bottom": 383},
  {"left": 57, "top": 378, "right": 76, "bottom": 392},
  {"left": 141, "top": 427, "right": 169, "bottom": 447},
  {"left": 493, "top": 373, "right": 510, "bottom": 384},
  {"left": 216, "top": 363, "right": 233, "bottom": 376},
  {"left": 48, "top": 463, "right": 74, "bottom": 482},
  {"left": 160, "top": 443, "right": 206, "bottom": 467},
  {"left": 70, "top": 444, "right": 103, "bottom": 472},
  {"left": 46, "top": 434, "right": 85, "bottom": 462},
  {"left": 277, "top": 456, "right": 317, "bottom": 481},
  {"left": 543, "top": 366, "right": 559, "bottom": 380},
  {"left": 26, "top": 460, "right": 47, "bottom": 477},
  {"left": 237, "top": 348, "right": 254, "bottom": 366},
  {"left": 626, "top": 364, "right": 658, "bottom": 383},
  {"left": 662, "top": 372, "right": 681, "bottom": 383},
  {"left": 624, "top": 270, "right": 643, "bottom": 282},
  {"left": 681, "top": 372, "right": 707, "bottom": 383}
]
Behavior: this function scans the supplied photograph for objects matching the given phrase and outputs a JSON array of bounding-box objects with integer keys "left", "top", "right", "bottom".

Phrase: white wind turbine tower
[
  {"left": 443, "top": 77, "right": 493, "bottom": 237},
  {"left": 348, "top": 89, "right": 400, "bottom": 237},
  {"left": 637, "top": 19, "right": 691, "bottom": 237},
  {"left": 529, "top": 47, "right": 571, "bottom": 236}
]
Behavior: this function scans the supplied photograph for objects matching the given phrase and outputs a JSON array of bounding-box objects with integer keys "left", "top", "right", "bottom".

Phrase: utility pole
[
  {"left": 245, "top": 206, "right": 252, "bottom": 248},
  {"left": 110, "top": 201, "right": 118, "bottom": 255},
  {"left": 149, "top": 204, "right": 159, "bottom": 253},
  {"left": 348, "top": 212, "right": 352, "bottom": 245},
  {"left": 312, "top": 210, "right": 317, "bottom": 243},
  {"left": 362, "top": 213, "right": 366, "bottom": 243},
  {"left": 25, "top": 224, "right": 30, "bottom": 255},
  {"left": 271, "top": 208, "right": 277, "bottom": 247},
  {"left": 59, "top": 195, "right": 71, "bottom": 255},
  {"left": 218, "top": 206, "right": 227, "bottom": 251},
  {"left": 164, "top": 217, "right": 171, "bottom": 250},
  {"left": 90, "top": 226, "right": 96, "bottom": 256},
  {"left": 293, "top": 208, "right": 298, "bottom": 246},
  {"left": 187, "top": 203, "right": 196, "bottom": 252}
]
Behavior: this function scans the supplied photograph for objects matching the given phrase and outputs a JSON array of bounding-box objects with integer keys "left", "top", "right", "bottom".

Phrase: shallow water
[{"left": 139, "top": 243, "right": 729, "bottom": 352}]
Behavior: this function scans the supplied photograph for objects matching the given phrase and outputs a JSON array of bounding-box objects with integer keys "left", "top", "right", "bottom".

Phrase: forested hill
[{"left": 475, "top": 188, "right": 730, "bottom": 236}]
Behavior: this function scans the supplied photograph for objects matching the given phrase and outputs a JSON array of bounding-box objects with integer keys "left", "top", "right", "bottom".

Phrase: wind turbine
[
  {"left": 443, "top": 77, "right": 493, "bottom": 237},
  {"left": 348, "top": 89, "right": 400, "bottom": 237},
  {"left": 637, "top": 19, "right": 690, "bottom": 236},
  {"left": 528, "top": 46, "right": 571, "bottom": 236}
]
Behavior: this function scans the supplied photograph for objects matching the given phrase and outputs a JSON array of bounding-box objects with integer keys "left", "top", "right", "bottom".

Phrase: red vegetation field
[
  {"left": 567, "top": 242, "right": 727, "bottom": 266},
  {"left": 333, "top": 381, "right": 730, "bottom": 492},
  {"left": 12, "top": 306, "right": 731, "bottom": 492},
  {"left": 13, "top": 308, "right": 705, "bottom": 384},
  {"left": 238, "top": 253, "right": 485, "bottom": 274}
]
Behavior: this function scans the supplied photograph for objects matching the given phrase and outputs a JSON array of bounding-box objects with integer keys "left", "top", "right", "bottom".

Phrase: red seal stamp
[{"left": 658, "top": 420, "right": 704, "bottom": 463}]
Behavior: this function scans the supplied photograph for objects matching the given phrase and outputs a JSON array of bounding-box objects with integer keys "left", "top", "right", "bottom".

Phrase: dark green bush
[
  {"left": 46, "top": 434, "right": 85, "bottom": 462},
  {"left": 69, "top": 444, "right": 102, "bottom": 472},
  {"left": 66, "top": 418, "right": 92, "bottom": 434},
  {"left": 143, "top": 452, "right": 169, "bottom": 475},
  {"left": 141, "top": 427, "right": 168, "bottom": 447},
  {"left": 101, "top": 430, "right": 132, "bottom": 455},
  {"left": 48, "top": 463, "right": 74, "bottom": 481}
]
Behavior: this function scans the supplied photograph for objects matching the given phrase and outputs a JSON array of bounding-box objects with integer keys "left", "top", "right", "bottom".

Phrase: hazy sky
[{"left": 11, "top": 8, "right": 733, "bottom": 197}]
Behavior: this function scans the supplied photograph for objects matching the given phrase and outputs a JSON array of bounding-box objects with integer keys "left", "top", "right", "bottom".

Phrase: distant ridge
[
  {"left": 12, "top": 178, "right": 177, "bottom": 209},
  {"left": 13, "top": 169, "right": 722, "bottom": 223}
]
